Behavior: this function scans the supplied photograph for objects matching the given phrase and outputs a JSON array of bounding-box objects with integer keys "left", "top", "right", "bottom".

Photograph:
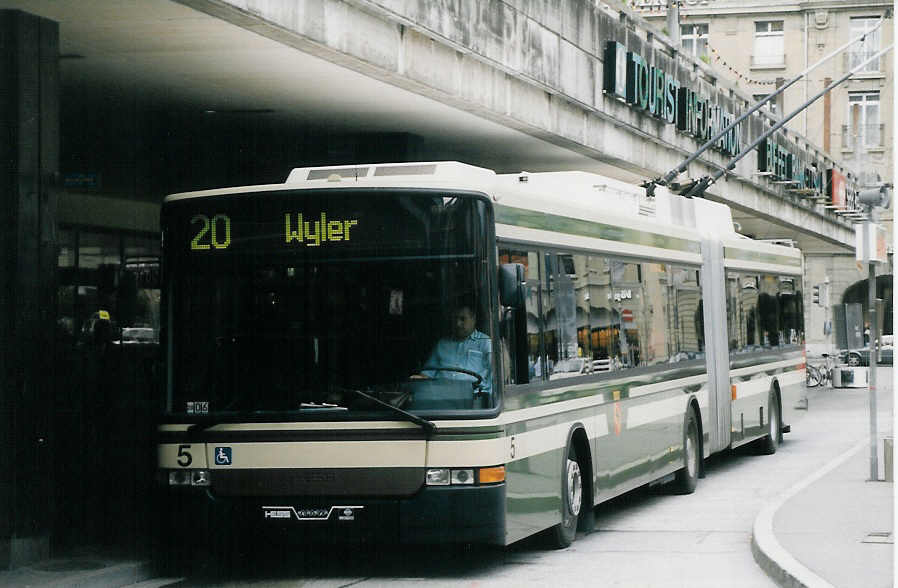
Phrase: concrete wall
[
  {"left": 0, "top": 9, "right": 59, "bottom": 568},
  {"left": 178, "top": 0, "right": 856, "bottom": 249}
]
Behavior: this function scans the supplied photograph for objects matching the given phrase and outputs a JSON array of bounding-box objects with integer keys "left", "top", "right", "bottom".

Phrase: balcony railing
[{"left": 842, "top": 124, "right": 885, "bottom": 150}]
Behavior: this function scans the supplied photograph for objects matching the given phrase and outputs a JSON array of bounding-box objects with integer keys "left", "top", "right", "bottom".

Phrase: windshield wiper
[
  {"left": 335, "top": 386, "right": 437, "bottom": 437},
  {"left": 186, "top": 407, "right": 251, "bottom": 435},
  {"left": 186, "top": 390, "right": 437, "bottom": 437}
]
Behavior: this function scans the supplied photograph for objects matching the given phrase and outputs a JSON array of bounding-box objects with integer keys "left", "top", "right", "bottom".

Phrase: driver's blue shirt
[{"left": 421, "top": 330, "right": 492, "bottom": 397}]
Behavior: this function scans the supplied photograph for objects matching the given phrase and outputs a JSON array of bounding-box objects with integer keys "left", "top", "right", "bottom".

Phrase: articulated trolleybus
[{"left": 157, "top": 162, "right": 805, "bottom": 550}]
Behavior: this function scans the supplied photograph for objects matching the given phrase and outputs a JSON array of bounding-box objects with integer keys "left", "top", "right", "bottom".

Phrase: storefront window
[{"left": 56, "top": 227, "right": 160, "bottom": 348}]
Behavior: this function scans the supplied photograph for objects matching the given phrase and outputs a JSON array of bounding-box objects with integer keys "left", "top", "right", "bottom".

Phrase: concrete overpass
[{"left": 2, "top": 0, "right": 859, "bottom": 253}]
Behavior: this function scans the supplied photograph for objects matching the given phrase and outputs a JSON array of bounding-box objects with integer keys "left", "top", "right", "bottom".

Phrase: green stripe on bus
[
  {"left": 724, "top": 247, "right": 802, "bottom": 267},
  {"left": 505, "top": 406, "right": 598, "bottom": 436},
  {"left": 495, "top": 205, "right": 701, "bottom": 254}
]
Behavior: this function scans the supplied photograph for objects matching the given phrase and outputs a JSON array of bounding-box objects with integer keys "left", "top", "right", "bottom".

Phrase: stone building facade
[{"left": 634, "top": 0, "right": 894, "bottom": 352}]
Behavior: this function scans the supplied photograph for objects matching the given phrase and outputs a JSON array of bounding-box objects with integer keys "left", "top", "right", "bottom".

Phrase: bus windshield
[{"left": 162, "top": 189, "right": 494, "bottom": 418}]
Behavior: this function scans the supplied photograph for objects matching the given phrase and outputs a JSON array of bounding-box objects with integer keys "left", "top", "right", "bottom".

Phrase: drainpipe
[
  {"left": 667, "top": 0, "right": 680, "bottom": 45},
  {"left": 804, "top": 11, "right": 809, "bottom": 136}
]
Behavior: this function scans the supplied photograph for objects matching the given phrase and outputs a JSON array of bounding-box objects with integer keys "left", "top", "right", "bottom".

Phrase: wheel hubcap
[{"left": 566, "top": 459, "right": 582, "bottom": 517}]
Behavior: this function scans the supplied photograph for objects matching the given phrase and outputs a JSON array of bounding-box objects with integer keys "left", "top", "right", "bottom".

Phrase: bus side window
[
  {"left": 544, "top": 252, "right": 588, "bottom": 380},
  {"left": 728, "top": 273, "right": 760, "bottom": 352},
  {"left": 639, "top": 262, "right": 671, "bottom": 366},
  {"left": 668, "top": 266, "right": 703, "bottom": 361},
  {"left": 498, "top": 248, "right": 542, "bottom": 385}
]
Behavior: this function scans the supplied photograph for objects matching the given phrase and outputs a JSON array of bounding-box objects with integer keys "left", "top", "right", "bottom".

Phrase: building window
[
  {"left": 681, "top": 24, "right": 709, "bottom": 60},
  {"left": 844, "top": 92, "right": 881, "bottom": 150},
  {"left": 848, "top": 17, "right": 881, "bottom": 72},
  {"left": 752, "top": 21, "right": 784, "bottom": 67}
]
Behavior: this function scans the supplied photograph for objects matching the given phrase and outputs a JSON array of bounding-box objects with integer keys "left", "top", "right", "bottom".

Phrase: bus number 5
[{"left": 177, "top": 444, "right": 192, "bottom": 467}]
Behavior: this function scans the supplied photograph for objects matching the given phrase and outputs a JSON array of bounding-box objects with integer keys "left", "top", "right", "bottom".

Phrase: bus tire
[
  {"left": 760, "top": 391, "right": 781, "bottom": 455},
  {"left": 672, "top": 407, "right": 699, "bottom": 494},
  {"left": 549, "top": 444, "right": 582, "bottom": 549}
]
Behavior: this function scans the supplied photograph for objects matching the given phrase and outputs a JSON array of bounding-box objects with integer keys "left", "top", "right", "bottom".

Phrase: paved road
[{"left": 170, "top": 369, "right": 892, "bottom": 587}]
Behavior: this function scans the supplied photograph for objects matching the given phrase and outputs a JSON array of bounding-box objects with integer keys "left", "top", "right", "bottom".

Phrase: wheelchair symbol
[{"left": 215, "top": 447, "right": 232, "bottom": 465}]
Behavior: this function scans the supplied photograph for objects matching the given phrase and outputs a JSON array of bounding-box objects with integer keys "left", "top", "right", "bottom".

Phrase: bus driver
[{"left": 413, "top": 305, "right": 492, "bottom": 401}]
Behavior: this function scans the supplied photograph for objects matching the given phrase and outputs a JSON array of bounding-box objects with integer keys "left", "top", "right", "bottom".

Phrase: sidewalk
[{"left": 752, "top": 438, "right": 894, "bottom": 588}]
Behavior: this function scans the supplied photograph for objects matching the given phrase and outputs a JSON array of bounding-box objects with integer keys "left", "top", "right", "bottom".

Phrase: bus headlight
[
  {"left": 425, "top": 467, "right": 504, "bottom": 486},
  {"left": 450, "top": 469, "right": 475, "bottom": 485},
  {"left": 426, "top": 469, "right": 450, "bottom": 485}
]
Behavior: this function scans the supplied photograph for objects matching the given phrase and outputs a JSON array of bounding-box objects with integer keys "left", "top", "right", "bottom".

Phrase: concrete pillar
[{"left": 0, "top": 10, "right": 59, "bottom": 569}]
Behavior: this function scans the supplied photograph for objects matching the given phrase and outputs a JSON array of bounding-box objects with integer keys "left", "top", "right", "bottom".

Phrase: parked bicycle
[{"left": 806, "top": 353, "right": 835, "bottom": 387}]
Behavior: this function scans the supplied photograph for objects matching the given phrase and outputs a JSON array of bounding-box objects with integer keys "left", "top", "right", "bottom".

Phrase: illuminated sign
[
  {"left": 757, "top": 139, "right": 823, "bottom": 195},
  {"left": 603, "top": 41, "right": 740, "bottom": 158},
  {"left": 284, "top": 213, "right": 358, "bottom": 247},
  {"left": 827, "top": 168, "right": 847, "bottom": 207},
  {"left": 826, "top": 168, "right": 858, "bottom": 209},
  {"left": 757, "top": 139, "right": 790, "bottom": 179},
  {"left": 188, "top": 211, "right": 359, "bottom": 251},
  {"left": 170, "top": 191, "right": 485, "bottom": 260},
  {"left": 190, "top": 214, "right": 232, "bottom": 250}
]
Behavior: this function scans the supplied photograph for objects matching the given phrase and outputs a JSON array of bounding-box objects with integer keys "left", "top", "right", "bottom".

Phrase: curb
[{"left": 751, "top": 439, "right": 868, "bottom": 588}]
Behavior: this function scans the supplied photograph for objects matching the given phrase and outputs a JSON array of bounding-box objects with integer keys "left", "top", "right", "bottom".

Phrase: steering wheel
[{"left": 417, "top": 366, "right": 483, "bottom": 387}]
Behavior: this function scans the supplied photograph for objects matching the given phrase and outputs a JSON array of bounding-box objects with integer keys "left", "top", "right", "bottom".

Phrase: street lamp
[{"left": 856, "top": 184, "right": 891, "bottom": 481}]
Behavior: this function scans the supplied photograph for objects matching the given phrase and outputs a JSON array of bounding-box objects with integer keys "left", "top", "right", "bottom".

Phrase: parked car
[
  {"left": 839, "top": 336, "right": 893, "bottom": 366},
  {"left": 549, "top": 358, "right": 591, "bottom": 380},
  {"left": 119, "top": 327, "right": 157, "bottom": 344}
]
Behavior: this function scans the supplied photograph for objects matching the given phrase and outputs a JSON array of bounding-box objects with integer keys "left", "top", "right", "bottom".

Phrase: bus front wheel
[{"left": 549, "top": 444, "right": 582, "bottom": 549}]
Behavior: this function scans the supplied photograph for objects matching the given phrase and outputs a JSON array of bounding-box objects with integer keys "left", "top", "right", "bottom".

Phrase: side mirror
[{"left": 499, "top": 263, "right": 525, "bottom": 308}]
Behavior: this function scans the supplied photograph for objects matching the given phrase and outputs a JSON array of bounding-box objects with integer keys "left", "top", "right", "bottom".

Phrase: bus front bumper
[{"left": 158, "top": 482, "right": 506, "bottom": 546}]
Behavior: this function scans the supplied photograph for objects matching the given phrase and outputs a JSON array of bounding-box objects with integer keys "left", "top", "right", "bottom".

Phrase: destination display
[
  {"left": 165, "top": 190, "right": 488, "bottom": 259},
  {"left": 187, "top": 211, "right": 359, "bottom": 251}
]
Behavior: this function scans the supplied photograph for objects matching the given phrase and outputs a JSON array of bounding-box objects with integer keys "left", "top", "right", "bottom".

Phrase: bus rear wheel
[
  {"left": 672, "top": 408, "right": 699, "bottom": 494},
  {"left": 549, "top": 444, "right": 582, "bottom": 549}
]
